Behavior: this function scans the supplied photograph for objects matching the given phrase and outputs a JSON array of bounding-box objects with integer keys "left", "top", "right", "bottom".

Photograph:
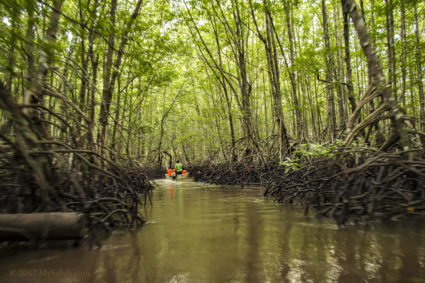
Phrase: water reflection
[{"left": 0, "top": 179, "right": 424, "bottom": 282}]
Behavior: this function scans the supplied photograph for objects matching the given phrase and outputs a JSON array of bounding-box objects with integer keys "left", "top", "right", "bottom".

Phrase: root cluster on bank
[
  {"left": 189, "top": 150, "right": 425, "bottom": 225},
  {"left": 0, "top": 82, "right": 153, "bottom": 245}
]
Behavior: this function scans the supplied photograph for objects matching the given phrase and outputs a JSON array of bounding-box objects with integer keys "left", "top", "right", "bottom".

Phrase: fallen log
[{"left": 0, "top": 212, "right": 86, "bottom": 241}]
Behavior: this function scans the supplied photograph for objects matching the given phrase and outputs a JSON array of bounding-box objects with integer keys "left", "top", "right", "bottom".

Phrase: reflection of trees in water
[
  {"left": 245, "top": 207, "right": 261, "bottom": 283},
  {"left": 2, "top": 186, "right": 424, "bottom": 282}
]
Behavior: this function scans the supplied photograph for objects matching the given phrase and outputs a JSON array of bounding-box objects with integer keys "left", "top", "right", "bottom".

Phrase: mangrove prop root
[
  {"left": 188, "top": 151, "right": 425, "bottom": 225},
  {"left": 0, "top": 81, "right": 154, "bottom": 246}
]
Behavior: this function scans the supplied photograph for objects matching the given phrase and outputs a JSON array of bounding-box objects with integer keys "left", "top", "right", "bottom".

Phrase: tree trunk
[
  {"left": 23, "top": 0, "right": 64, "bottom": 109},
  {"left": 342, "top": 3, "right": 356, "bottom": 114},
  {"left": 267, "top": 5, "right": 289, "bottom": 158},
  {"left": 384, "top": 0, "right": 396, "bottom": 98},
  {"left": 414, "top": 5, "right": 424, "bottom": 130},
  {"left": 211, "top": 15, "right": 237, "bottom": 162},
  {"left": 250, "top": 0, "right": 290, "bottom": 160},
  {"left": 98, "top": 0, "right": 117, "bottom": 146},
  {"left": 5, "top": 6, "right": 18, "bottom": 92},
  {"left": 400, "top": 1, "right": 407, "bottom": 106},
  {"left": 98, "top": 0, "right": 143, "bottom": 148},
  {"left": 333, "top": 2, "right": 346, "bottom": 128},
  {"left": 342, "top": 0, "right": 411, "bottom": 154},
  {"left": 23, "top": 1, "right": 36, "bottom": 105},
  {"left": 0, "top": 213, "right": 85, "bottom": 241},
  {"left": 321, "top": 0, "right": 337, "bottom": 140},
  {"left": 233, "top": 1, "right": 256, "bottom": 151},
  {"left": 284, "top": 0, "right": 302, "bottom": 139},
  {"left": 111, "top": 74, "right": 122, "bottom": 152}
]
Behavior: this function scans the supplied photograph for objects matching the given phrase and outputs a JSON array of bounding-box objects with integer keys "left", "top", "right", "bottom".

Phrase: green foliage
[
  {"left": 1, "top": 0, "right": 424, "bottom": 165},
  {"left": 280, "top": 157, "right": 304, "bottom": 173},
  {"left": 280, "top": 140, "right": 344, "bottom": 173}
]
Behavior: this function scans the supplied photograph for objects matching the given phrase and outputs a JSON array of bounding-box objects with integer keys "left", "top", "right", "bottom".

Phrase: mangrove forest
[{"left": 0, "top": 0, "right": 425, "bottom": 281}]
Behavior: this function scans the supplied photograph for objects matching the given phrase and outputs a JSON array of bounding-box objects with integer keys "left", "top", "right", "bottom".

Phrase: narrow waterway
[{"left": 1, "top": 179, "right": 425, "bottom": 282}]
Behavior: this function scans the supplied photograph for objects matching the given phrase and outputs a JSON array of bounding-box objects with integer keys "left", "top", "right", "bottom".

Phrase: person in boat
[{"left": 173, "top": 160, "right": 183, "bottom": 179}]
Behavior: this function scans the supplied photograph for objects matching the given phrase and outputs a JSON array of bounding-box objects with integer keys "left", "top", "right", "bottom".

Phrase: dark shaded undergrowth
[
  {"left": 188, "top": 150, "right": 425, "bottom": 225},
  {"left": 0, "top": 82, "right": 154, "bottom": 249}
]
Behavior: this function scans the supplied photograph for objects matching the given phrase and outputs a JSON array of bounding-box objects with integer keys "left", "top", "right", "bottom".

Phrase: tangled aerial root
[
  {"left": 188, "top": 151, "right": 425, "bottom": 225},
  {"left": 0, "top": 81, "right": 154, "bottom": 246},
  {"left": 265, "top": 151, "right": 425, "bottom": 224}
]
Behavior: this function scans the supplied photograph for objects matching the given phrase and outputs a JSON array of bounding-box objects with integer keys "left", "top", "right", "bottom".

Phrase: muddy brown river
[{"left": 1, "top": 179, "right": 424, "bottom": 282}]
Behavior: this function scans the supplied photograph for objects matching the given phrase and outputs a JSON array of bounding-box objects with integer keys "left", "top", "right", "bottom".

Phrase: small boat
[{"left": 164, "top": 173, "right": 189, "bottom": 180}]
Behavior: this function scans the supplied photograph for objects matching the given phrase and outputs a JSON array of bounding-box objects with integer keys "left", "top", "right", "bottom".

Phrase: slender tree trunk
[
  {"left": 314, "top": 77, "right": 323, "bottom": 140},
  {"left": 342, "top": 4, "right": 356, "bottom": 114},
  {"left": 400, "top": 1, "right": 407, "bottom": 106},
  {"left": 263, "top": 72, "right": 269, "bottom": 138},
  {"left": 268, "top": 8, "right": 289, "bottom": 158},
  {"left": 89, "top": 54, "right": 98, "bottom": 148},
  {"left": 342, "top": 0, "right": 411, "bottom": 153},
  {"left": 384, "top": 0, "right": 396, "bottom": 98},
  {"left": 88, "top": 34, "right": 98, "bottom": 124},
  {"left": 185, "top": 2, "right": 241, "bottom": 160},
  {"left": 333, "top": 1, "right": 346, "bottom": 128},
  {"left": 250, "top": 0, "right": 289, "bottom": 159},
  {"left": 23, "top": 1, "right": 36, "bottom": 103},
  {"left": 305, "top": 77, "right": 318, "bottom": 139},
  {"left": 284, "top": 0, "right": 302, "bottom": 139},
  {"left": 6, "top": 6, "right": 18, "bottom": 92},
  {"left": 98, "top": 0, "right": 117, "bottom": 146},
  {"left": 414, "top": 5, "right": 424, "bottom": 130},
  {"left": 126, "top": 93, "right": 134, "bottom": 157},
  {"left": 23, "top": 0, "right": 64, "bottom": 123},
  {"left": 76, "top": 1, "right": 90, "bottom": 147},
  {"left": 321, "top": 0, "right": 337, "bottom": 140},
  {"left": 99, "top": 0, "right": 143, "bottom": 148},
  {"left": 233, "top": 2, "right": 255, "bottom": 150},
  {"left": 86, "top": 1, "right": 99, "bottom": 150},
  {"left": 211, "top": 16, "right": 237, "bottom": 161},
  {"left": 78, "top": 1, "right": 88, "bottom": 113},
  {"left": 111, "top": 74, "right": 122, "bottom": 152}
]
